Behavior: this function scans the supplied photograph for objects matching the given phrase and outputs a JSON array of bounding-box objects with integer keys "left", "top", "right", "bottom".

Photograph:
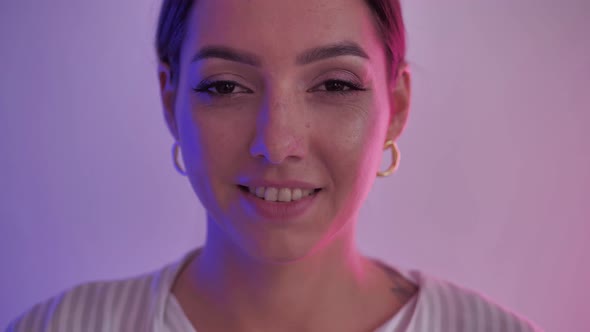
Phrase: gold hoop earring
[
  {"left": 377, "top": 140, "right": 400, "bottom": 177},
  {"left": 171, "top": 141, "right": 187, "bottom": 176}
]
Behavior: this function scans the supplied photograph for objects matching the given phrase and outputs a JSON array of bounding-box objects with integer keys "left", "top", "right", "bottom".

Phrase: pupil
[
  {"left": 326, "top": 81, "right": 344, "bottom": 91},
  {"left": 217, "top": 82, "right": 235, "bottom": 94}
]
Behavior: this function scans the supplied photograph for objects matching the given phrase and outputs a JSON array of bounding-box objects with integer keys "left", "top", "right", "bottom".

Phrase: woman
[{"left": 6, "top": 0, "right": 542, "bottom": 331}]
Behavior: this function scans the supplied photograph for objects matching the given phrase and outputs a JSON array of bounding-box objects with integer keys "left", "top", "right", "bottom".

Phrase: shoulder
[
  {"left": 5, "top": 266, "right": 172, "bottom": 332},
  {"left": 409, "top": 271, "right": 544, "bottom": 332}
]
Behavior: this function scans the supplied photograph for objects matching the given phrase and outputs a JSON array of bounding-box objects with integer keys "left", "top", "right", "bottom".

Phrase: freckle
[{"left": 306, "top": 122, "right": 311, "bottom": 128}]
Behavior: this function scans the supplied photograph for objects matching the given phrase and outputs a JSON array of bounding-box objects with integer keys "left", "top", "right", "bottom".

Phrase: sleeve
[
  {"left": 441, "top": 280, "right": 545, "bottom": 332},
  {"left": 4, "top": 276, "right": 154, "bottom": 332},
  {"left": 4, "top": 281, "right": 108, "bottom": 332},
  {"left": 4, "top": 290, "right": 67, "bottom": 332}
]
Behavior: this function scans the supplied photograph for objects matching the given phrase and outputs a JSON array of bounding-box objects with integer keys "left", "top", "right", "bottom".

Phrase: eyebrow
[
  {"left": 190, "top": 41, "right": 370, "bottom": 67},
  {"left": 191, "top": 45, "right": 261, "bottom": 66},
  {"left": 296, "top": 41, "right": 370, "bottom": 65}
]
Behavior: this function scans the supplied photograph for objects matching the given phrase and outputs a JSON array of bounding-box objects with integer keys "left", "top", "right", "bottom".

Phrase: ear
[
  {"left": 158, "top": 62, "right": 180, "bottom": 141},
  {"left": 386, "top": 62, "right": 411, "bottom": 142}
]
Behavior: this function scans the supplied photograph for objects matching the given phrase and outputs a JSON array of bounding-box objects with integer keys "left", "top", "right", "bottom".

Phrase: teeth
[
  {"left": 278, "top": 188, "right": 291, "bottom": 202},
  {"left": 246, "top": 186, "right": 318, "bottom": 202},
  {"left": 292, "top": 188, "right": 302, "bottom": 201},
  {"left": 264, "top": 187, "right": 278, "bottom": 201}
]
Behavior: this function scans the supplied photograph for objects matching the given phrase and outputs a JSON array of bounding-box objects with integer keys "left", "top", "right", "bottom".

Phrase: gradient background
[{"left": 1, "top": 0, "right": 588, "bottom": 330}]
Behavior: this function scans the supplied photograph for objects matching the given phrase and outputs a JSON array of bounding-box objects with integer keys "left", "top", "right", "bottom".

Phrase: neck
[{"left": 176, "top": 216, "right": 385, "bottom": 332}]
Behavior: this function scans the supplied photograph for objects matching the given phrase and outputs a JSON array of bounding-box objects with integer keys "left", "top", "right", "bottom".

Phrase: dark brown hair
[{"left": 156, "top": 0, "right": 406, "bottom": 85}]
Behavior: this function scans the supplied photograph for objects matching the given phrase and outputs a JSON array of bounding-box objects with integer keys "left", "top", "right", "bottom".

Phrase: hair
[{"left": 156, "top": 0, "right": 406, "bottom": 85}]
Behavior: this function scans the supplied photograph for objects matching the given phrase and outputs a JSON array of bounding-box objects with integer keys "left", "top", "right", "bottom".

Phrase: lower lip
[{"left": 239, "top": 188, "right": 320, "bottom": 222}]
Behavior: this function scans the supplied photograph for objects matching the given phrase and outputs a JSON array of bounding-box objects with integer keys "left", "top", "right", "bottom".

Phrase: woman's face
[{"left": 160, "top": 0, "right": 407, "bottom": 262}]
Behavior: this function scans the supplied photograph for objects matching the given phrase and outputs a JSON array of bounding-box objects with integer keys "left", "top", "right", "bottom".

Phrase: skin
[{"left": 158, "top": 0, "right": 414, "bottom": 331}]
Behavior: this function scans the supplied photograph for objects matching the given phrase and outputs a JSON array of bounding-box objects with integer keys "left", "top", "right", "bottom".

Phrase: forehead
[{"left": 182, "top": 0, "right": 385, "bottom": 68}]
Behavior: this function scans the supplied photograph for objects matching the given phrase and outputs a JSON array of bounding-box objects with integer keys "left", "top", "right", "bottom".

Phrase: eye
[
  {"left": 323, "top": 80, "right": 353, "bottom": 92},
  {"left": 312, "top": 79, "right": 366, "bottom": 95},
  {"left": 192, "top": 80, "right": 252, "bottom": 97}
]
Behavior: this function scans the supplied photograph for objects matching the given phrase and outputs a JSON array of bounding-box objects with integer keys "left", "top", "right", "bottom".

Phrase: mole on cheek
[{"left": 306, "top": 122, "right": 311, "bottom": 129}]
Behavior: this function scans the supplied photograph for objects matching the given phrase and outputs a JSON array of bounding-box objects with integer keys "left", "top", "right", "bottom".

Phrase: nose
[{"left": 249, "top": 90, "right": 306, "bottom": 165}]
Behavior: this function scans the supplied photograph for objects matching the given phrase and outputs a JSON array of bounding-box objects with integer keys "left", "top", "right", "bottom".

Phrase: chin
[{"left": 238, "top": 235, "right": 320, "bottom": 265}]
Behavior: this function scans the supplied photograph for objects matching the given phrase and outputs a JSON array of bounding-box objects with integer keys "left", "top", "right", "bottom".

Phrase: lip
[
  {"left": 238, "top": 180, "right": 322, "bottom": 190},
  {"left": 238, "top": 186, "right": 321, "bottom": 222}
]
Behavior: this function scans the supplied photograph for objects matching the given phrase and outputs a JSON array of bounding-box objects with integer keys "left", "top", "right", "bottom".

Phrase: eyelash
[
  {"left": 313, "top": 80, "right": 368, "bottom": 96},
  {"left": 192, "top": 80, "right": 252, "bottom": 100},
  {"left": 192, "top": 79, "right": 366, "bottom": 99}
]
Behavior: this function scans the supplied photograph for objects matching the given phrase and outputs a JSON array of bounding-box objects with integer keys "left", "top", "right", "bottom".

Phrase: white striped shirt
[{"left": 5, "top": 250, "right": 543, "bottom": 332}]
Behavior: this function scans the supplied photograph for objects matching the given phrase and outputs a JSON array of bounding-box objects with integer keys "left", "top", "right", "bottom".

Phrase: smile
[{"left": 238, "top": 185, "right": 322, "bottom": 203}]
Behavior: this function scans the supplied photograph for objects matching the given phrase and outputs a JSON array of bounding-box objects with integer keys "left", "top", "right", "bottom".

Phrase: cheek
[
  {"left": 314, "top": 99, "right": 387, "bottom": 173},
  {"left": 179, "top": 99, "right": 250, "bottom": 167},
  {"left": 311, "top": 99, "right": 387, "bottom": 224},
  {"left": 176, "top": 103, "right": 252, "bottom": 210}
]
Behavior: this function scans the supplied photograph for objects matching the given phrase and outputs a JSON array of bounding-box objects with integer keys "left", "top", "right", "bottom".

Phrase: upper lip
[{"left": 238, "top": 180, "right": 322, "bottom": 190}]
